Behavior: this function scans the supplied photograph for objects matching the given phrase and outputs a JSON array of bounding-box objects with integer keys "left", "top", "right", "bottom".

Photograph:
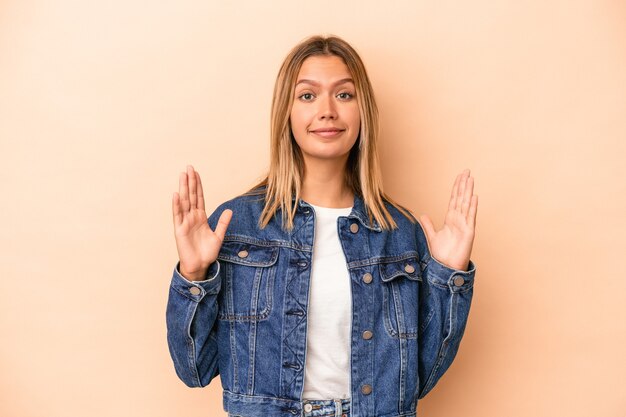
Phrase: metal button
[
  {"left": 303, "top": 404, "right": 313, "bottom": 412},
  {"left": 361, "top": 384, "right": 372, "bottom": 395},
  {"left": 350, "top": 223, "right": 359, "bottom": 233},
  {"left": 362, "top": 273, "right": 373, "bottom": 284},
  {"left": 453, "top": 276, "right": 465, "bottom": 287},
  {"left": 237, "top": 250, "right": 248, "bottom": 258},
  {"left": 189, "top": 287, "right": 201, "bottom": 296},
  {"left": 404, "top": 264, "right": 415, "bottom": 274},
  {"left": 362, "top": 330, "right": 373, "bottom": 340}
]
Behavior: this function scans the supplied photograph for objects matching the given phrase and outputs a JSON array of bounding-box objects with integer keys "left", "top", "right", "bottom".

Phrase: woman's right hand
[{"left": 172, "top": 165, "right": 232, "bottom": 281}]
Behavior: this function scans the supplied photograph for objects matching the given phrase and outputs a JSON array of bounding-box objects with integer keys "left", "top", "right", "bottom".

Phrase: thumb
[
  {"left": 419, "top": 214, "right": 436, "bottom": 245},
  {"left": 213, "top": 209, "right": 233, "bottom": 242}
]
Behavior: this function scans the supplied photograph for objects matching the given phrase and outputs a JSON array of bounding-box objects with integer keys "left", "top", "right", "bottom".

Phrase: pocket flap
[
  {"left": 218, "top": 240, "right": 279, "bottom": 267},
  {"left": 379, "top": 257, "right": 421, "bottom": 282}
]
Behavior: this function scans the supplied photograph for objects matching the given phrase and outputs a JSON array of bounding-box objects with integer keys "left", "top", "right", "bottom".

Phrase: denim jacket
[{"left": 166, "top": 189, "right": 475, "bottom": 417}]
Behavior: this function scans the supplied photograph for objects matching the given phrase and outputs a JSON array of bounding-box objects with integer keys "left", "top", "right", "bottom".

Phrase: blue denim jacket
[{"left": 166, "top": 189, "right": 475, "bottom": 417}]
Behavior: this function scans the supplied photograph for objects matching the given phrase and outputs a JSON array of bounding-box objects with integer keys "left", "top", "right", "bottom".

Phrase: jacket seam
[
  {"left": 419, "top": 291, "right": 457, "bottom": 398},
  {"left": 185, "top": 301, "right": 202, "bottom": 387}
]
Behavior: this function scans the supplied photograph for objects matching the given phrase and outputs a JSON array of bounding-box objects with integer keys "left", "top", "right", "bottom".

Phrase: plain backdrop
[{"left": 1, "top": 1, "right": 625, "bottom": 416}]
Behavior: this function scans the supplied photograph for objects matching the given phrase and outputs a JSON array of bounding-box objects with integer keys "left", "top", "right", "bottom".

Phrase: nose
[{"left": 318, "top": 93, "right": 337, "bottom": 120}]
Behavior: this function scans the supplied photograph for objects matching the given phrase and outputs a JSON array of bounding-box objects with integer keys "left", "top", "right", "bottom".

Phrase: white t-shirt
[{"left": 302, "top": 203, "right": 353, "bottom": 400}]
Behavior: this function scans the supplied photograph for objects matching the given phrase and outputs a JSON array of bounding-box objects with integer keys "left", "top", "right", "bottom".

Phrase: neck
[{"left": 300, "top": 156, "right": 354, "bottom": 208}]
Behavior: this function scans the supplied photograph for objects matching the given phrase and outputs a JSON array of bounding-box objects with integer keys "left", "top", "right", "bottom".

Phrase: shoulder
[
  {"left": 207, "top": 186, "right": 267, "bottom": 230},
  {"left": 380, "top": 197, "right": 418, "bottom": 230},
  {"left": 379, "top": 197, "right": 430, "bottom": 256}
]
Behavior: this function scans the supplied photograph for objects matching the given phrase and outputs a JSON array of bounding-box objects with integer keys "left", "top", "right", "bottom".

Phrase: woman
[{"left": 167, "top": 34, "right": 477, "bottom": 417}]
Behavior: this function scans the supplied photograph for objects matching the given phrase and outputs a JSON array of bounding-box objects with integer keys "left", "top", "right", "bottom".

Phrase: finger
[
  {"left": 456, "top": 169, "right": 469, "bottom": 211},
  {"left": 195, "top": 170, "right": 205, "bottom": 212},
  {"left": 179, "top": 171, "right": 190, "bottom": 212},
  {"left": 213, "top": 209, "right": 233, "bottom": 242},
  {"left": 172, "top": 192, "right": 182, "bottom": 226},
  {"left": 448, "top": 173, "right": 461, "bottom": 213},
  {"left": 419, "top": 214, "right": 436, "bottom": 246},
  {"left": 461, "top": 176, "right": 474, "bottom": 217},
  {"left": 468, "top": 194, "right": 478, "bottom": 229},
  {"left": 187, "top": 165, "right": 197, "bottom": 209}
]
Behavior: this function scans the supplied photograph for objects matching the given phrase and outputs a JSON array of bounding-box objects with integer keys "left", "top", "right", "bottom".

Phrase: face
[{"left": 290, "top": 55, "right": 360, "bottom": 166}]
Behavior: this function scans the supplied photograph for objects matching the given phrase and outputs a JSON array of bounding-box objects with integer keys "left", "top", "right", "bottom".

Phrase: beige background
[{"left": 1, "top": 0, "right": 625, "bottom": 416}]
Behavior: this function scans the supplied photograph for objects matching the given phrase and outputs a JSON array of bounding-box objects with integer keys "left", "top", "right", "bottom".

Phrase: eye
[
  {"left": 298, "top": 92, "right": 315, "bottom": 101},
  {"left": 337, "top": 92, "right": 354, "bottom": 100}
]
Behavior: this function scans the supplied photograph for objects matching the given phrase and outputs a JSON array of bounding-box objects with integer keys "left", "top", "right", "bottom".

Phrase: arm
[
  {"left": 415, "top": 169, "right": 478, "bottom": 398},
  {"left": 166, "top": 260, "right": 222, "bottom": 387},
  {"left": 417, "top": 255, "right": 475, "bottom": 398},
  {"left": 166, "top": 165, "right": 232, "bottom": 387}
]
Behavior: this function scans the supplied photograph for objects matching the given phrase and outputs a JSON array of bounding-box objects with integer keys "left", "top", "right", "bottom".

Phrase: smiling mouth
[{"left": 310, "top": 129, "right": 345, "bottom": 138}]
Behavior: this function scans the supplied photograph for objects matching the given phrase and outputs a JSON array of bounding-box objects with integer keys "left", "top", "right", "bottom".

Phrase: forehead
[{"left": 296, "top": 55, "right": 352, "bottom": 81}]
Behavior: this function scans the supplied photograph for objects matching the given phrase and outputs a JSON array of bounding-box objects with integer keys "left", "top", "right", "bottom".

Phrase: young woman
[{"left": 167, "top": 35, "right": 477, "bottom": 417}]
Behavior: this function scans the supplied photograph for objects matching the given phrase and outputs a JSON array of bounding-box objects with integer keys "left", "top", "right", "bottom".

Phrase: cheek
[
  {"left": 289, "top": 110, "right": 308, "bottom": 144},
  {"left": 289, "top": 106, "right": 308, "bottom": 132},
  {"left": 347, "top": 106, "right": 361, "bottom": 130}
]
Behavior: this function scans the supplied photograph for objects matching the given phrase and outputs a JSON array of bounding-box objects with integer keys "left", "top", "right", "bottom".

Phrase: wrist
[
  {"left": 179, "top": 264, "right": 208, "bottom": 281},
  {"left": 432, "top": 256, "right": 469, "bottom": 272}
]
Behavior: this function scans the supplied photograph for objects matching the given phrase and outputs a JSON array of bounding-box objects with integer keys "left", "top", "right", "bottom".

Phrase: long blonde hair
[{"left": 247, "top": 34, "right": 415, "bottom": 231}]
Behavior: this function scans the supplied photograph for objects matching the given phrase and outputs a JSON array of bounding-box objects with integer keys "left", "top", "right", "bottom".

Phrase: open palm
[
  {"left": 419, "top": 169, "right": 477, "bottom": 272},
  {"left": 172, "top": 165, "right": 232, "bottom": 281}
]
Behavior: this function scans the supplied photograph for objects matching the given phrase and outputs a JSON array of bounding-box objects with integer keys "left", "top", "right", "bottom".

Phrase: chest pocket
[
  {"left": 217, "top": 240, "right": 279, "bottom": 322},
  {"left": 380, "top": 257, "right": 433, "bottom": 339}
]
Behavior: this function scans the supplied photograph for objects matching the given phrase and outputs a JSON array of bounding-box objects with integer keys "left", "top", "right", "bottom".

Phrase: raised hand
[
  {"left": 172, "top": 165, "right": 232, "bottom": 281},
  {"left": 419, "top": 169, "right": 478, "bottom": 272}
]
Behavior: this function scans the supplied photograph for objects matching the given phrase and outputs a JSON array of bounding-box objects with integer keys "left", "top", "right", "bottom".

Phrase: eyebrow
[{"left": 295, "top": 78, "right": 354, "bottom": 87}]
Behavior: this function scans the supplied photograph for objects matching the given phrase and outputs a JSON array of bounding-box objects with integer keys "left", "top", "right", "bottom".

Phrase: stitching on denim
[
  {"left": 347, "top": 251, "right": 420, "bottom": 268},
  {"left": 219, "top": 245, "right": 279, "bottom": 267},
  {"left": 379, "top": 258, "right": 422, "bottom": 283},
  {"left": 398, "top": 309, "right": 407, "bottom": 412},
  {"left": 185, "top": 302, "right": 201, "bottom": 386},
  {"left": 421, "top": 291, "right": 456, "bottom": 397},
  {"left": 217, "top": 260, "right": 276, "bottom": 322},
  {"left": 381, "top": 266, "right": 419, "bottom": 339},
  {"left": 222, "top": 234, "right": 312, "bottom": 252},
  {"left": 418, "top": 306, "right": 435, "bottom": 337},
  {"left": 289, "top": 206, "right": 314, "bottom": 237},
  {"left": 246, "top": 266, "right": 262, "bottom": 393},
  {"left": 224, "top": 389, "right": 299, "bottom": 404},
  {"left": 229, "top": 312, "right": 240, "bottom": 391}
]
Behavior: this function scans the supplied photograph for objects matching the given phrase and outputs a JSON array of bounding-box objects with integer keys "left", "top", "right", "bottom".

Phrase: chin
[{"left": 303, "top": 151, "right": 352, "bottom": 162}]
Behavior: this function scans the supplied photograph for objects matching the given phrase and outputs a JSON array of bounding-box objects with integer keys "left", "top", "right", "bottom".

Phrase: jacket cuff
[
  {"left": 171, "top": 260, "right": 222, "bottom": 301},
  {"left": 426, "top": 257, "right": 475, "bottom": 293}
]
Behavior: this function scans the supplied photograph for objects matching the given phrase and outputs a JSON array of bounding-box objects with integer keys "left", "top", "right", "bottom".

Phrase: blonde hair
[{"left": 246, "top": 34, "right": 415, "bottom": 231}]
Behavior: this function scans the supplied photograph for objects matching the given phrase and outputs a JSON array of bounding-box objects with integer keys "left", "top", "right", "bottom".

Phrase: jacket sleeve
[
  {"left": 415, "top": 222, "right": 476, "bottom": 399},
  {"left": 165, "top": 207, "right": 227, "bottom": 387},
  {"left": 166, "top": 260, "right": 222, "bottom": 387}
]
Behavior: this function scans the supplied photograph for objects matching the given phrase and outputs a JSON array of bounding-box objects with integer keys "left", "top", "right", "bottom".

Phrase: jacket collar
[{"left": 296, "top": 193, "right": 382, "bottom": 232}]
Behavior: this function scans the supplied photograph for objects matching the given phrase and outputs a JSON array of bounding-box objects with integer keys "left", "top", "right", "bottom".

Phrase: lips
[{"left": 310, "top": 127, "right": 345, "bottom": 137}]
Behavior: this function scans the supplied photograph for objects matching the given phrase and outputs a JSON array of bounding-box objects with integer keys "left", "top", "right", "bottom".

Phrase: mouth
[{"left": 310, "top": 128, "right": 345, "bottom": 138}]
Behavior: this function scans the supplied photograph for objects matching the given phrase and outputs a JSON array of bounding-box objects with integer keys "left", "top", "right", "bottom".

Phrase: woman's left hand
[{"left": 419, "top": 169, "right": 478, "bottom": 272}]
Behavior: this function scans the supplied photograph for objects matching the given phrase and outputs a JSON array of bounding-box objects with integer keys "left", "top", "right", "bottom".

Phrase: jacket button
[
  {"left": 303, "top": 403, "right": 313, "bottom": 412},
  {"left": 453, "top": 276, "right": 465, "bottom": 287},
  {"left": 361, "top": 384, "right": 372, "bottom": 395},
  {"left": 404, "top": 264, "right": 415, "bottom": 273},
  {"left": 237, "top": 250, "right": 249, "bottom": 258},
  {"left": 362, "top": 273, "right": 373, "bottom": 284},
  {"left": 362, "top": 330, "right": 373, "bottom": 340},
  {"left": 350, "top": 223, "right": 359, "bottom": 233},
  {"left": 189, "top": 287, "right": 201, "bottom": 296}
]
